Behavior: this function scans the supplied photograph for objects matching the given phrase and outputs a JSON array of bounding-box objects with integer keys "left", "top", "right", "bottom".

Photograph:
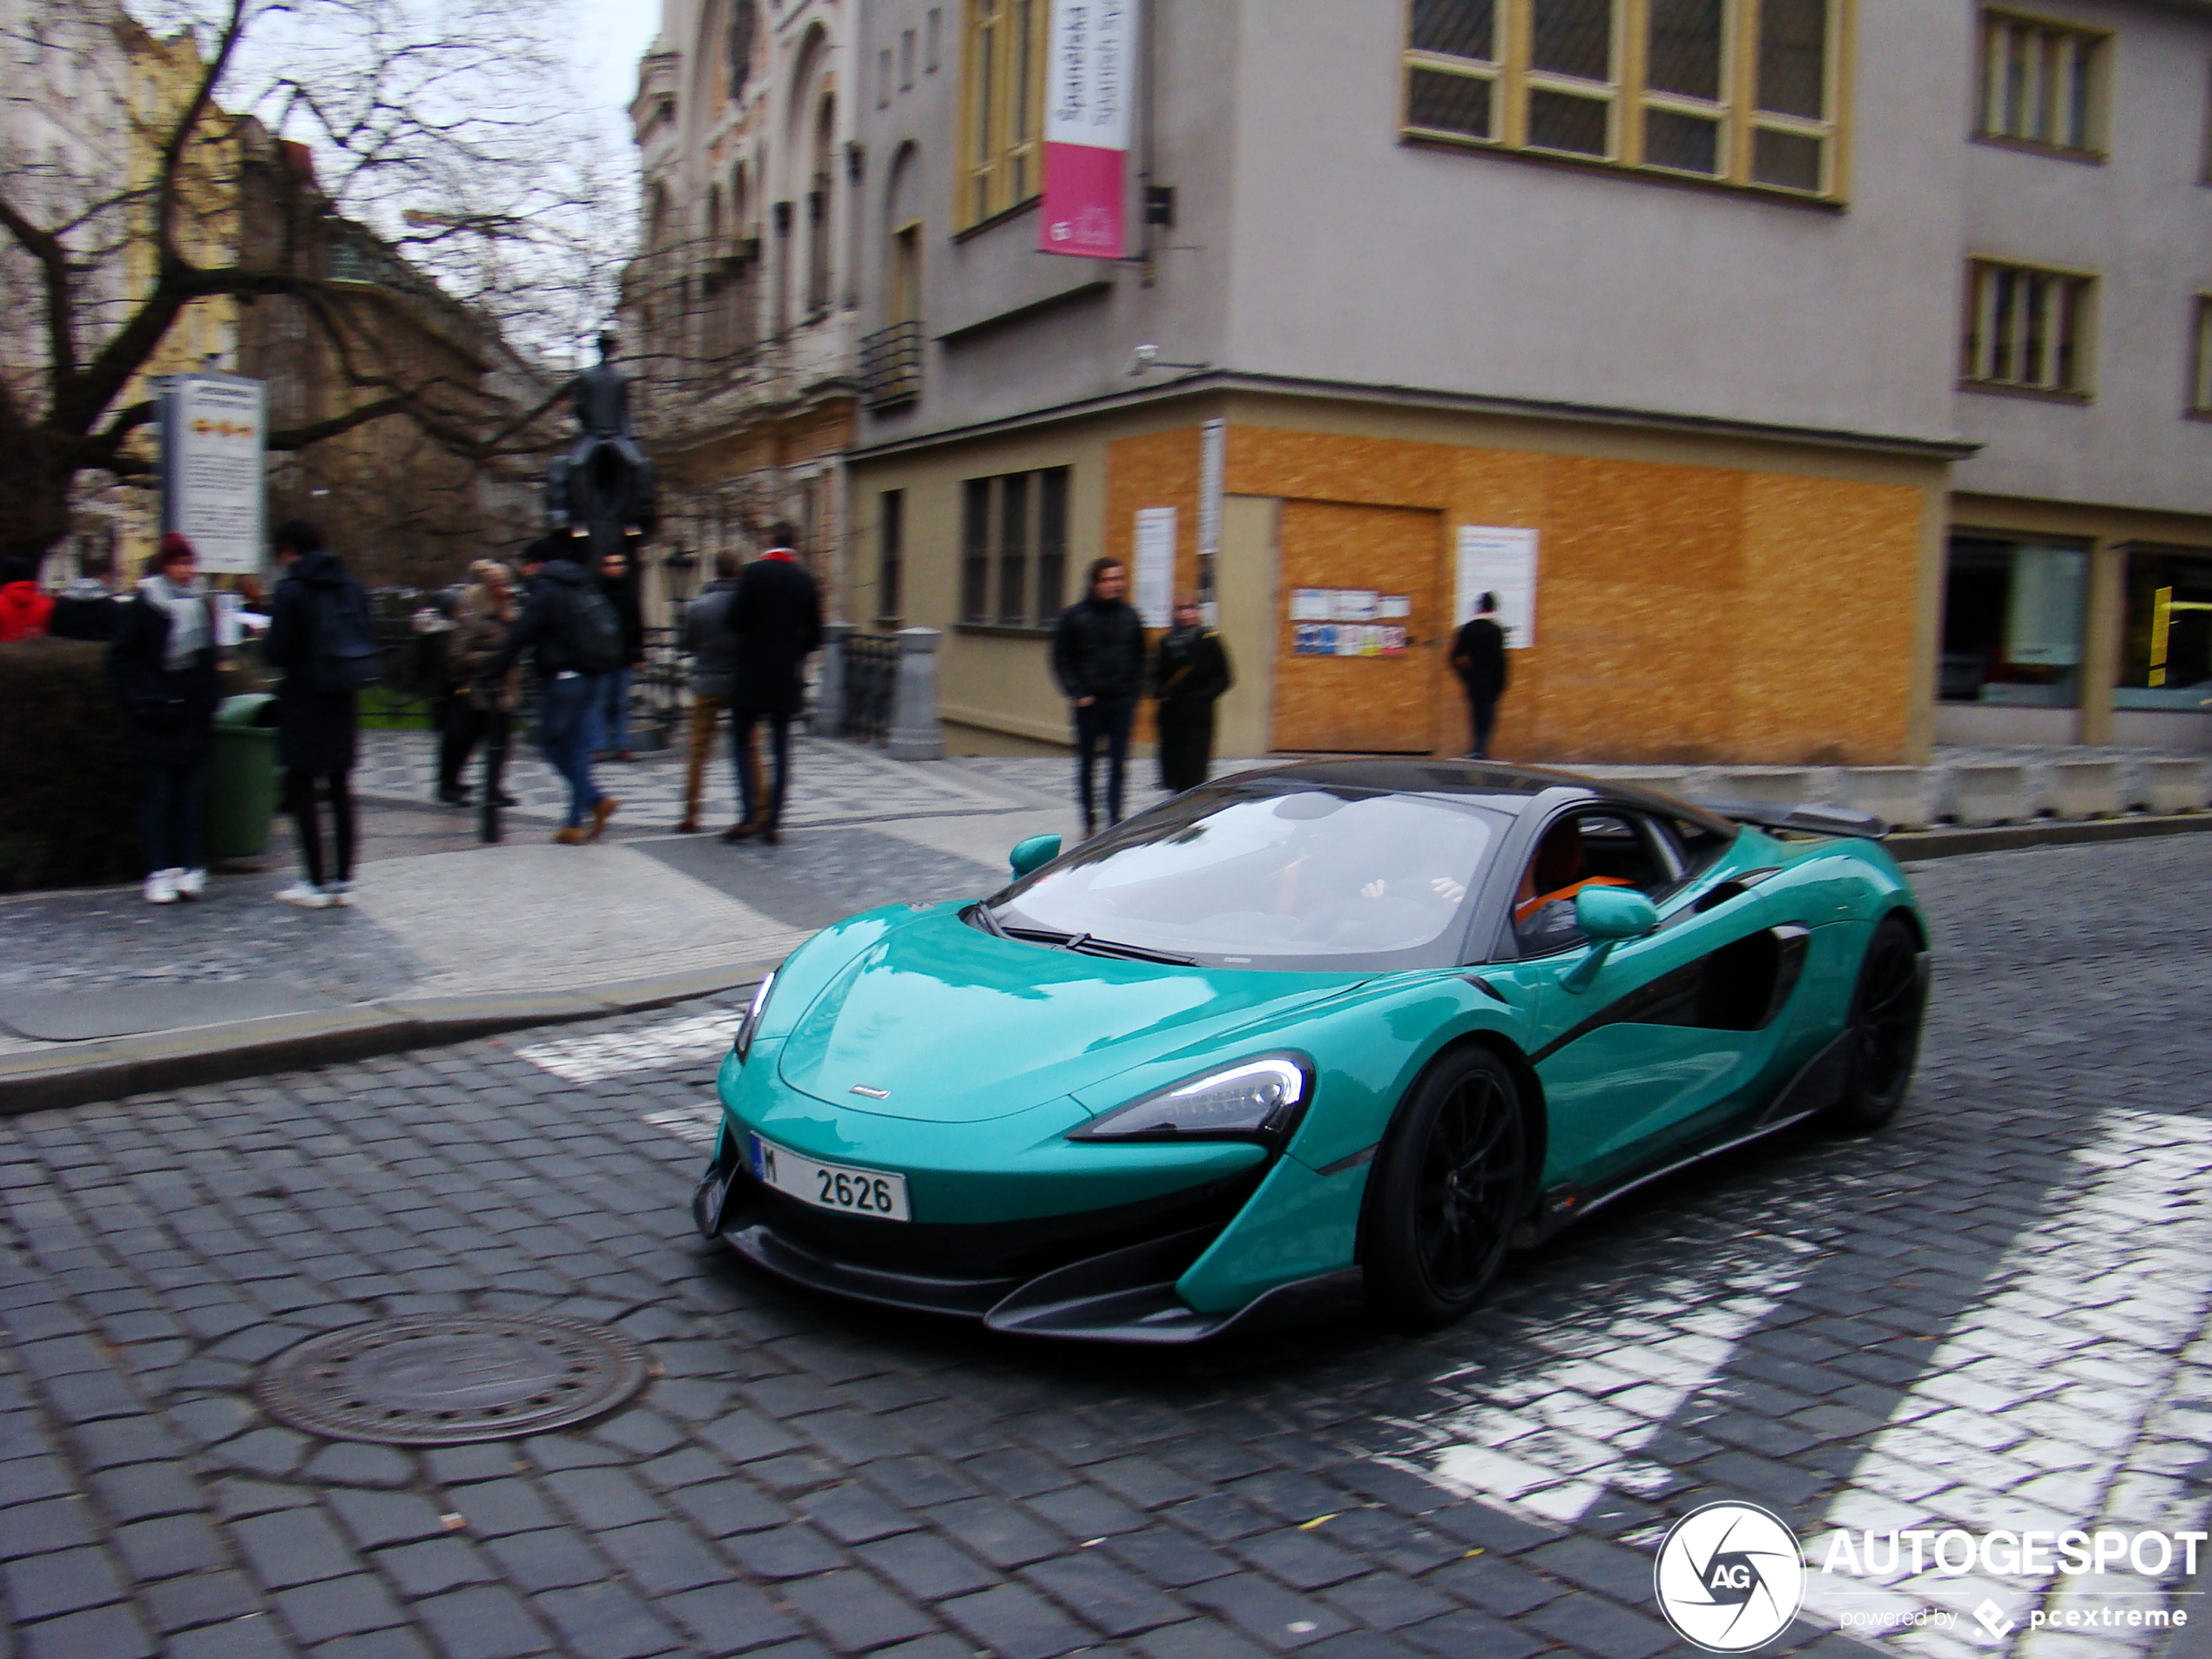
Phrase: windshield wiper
[{"left": 982, "top": 912, "right": 1197, "bottom": 967}]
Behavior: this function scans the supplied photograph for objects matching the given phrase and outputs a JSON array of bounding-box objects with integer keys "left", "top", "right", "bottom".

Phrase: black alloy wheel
[
  {"left": 1830, "top": 914, "right": 1926, "bottom": 1131},
  {"left": 1365, "top": 1048, "right": 1529, "bottom": 1331}
]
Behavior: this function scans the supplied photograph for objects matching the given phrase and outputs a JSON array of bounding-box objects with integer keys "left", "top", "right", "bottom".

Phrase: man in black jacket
[
  {"left": 1449, "top": 591, "right": 1509, "bottom": 760},
  {"left": 263, "top": 521, "right": 369, "bottom": 904},
  {"left": 1150, "top": 594, "right": 1233, "bottom": 794},
  {"left": 1052, "top": 557, "right": 1147, "bottom": 838},
  {"left": 723, "top": 523, "right": 822, "bottom": 846},
  {"left": 493, "top": 536, "right": 617, "bottom": 844}
]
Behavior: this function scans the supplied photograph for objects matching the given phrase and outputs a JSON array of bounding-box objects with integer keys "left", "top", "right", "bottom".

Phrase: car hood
[{"left": 775, "top": 911, "right": 1356, "bottom": 1123}]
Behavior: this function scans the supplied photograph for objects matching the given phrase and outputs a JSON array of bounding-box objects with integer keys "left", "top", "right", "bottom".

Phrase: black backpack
[
  {"left": 309, "top": 579, "right": 381, "bottom": 694},
  {"left": 563, "top": 583, "right": 626, "bottom": 676}
]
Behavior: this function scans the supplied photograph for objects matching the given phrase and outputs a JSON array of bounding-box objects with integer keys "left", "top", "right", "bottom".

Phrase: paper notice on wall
[
  {"left": 1379, "top": 595, "right": 1412, "bottom": 619},
  {"left": 1134, "top": 506, "right": 1177, "bottom": 627},
  {"left": 1293, "top": 624, "right": 1335, "bottom": 656},
  {"left": 1290, "top": 589, "right": 1332, "bottom": 622},
  {"left": 1333, "top": 590, "right": 1379, "bottom": 622},
  {"left": 1454, "top": 526, "right": 1539, "bottom": 649}
]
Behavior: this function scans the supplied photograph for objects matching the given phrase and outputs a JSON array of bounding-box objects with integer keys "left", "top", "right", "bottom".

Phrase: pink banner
[{"left": 1040, "top": 141, "right": 1126, "bottom": 260}]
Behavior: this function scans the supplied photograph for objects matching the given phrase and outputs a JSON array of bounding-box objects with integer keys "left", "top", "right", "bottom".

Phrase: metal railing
[
  {"left": 860, "top": 320, "right": 923, "bottom": 408},
  {"left": 836, "top": 632, "right": 900, "bottom": 743}
]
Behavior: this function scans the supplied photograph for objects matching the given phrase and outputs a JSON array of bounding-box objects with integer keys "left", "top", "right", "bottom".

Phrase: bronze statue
[{"left": 548, "top": 332, "right": 658, "bottom": 563}]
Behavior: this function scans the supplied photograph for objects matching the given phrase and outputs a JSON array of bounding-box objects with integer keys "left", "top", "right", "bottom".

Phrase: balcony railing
[{"left": 860, "top": 320, "right": 923, "bottom": 408}]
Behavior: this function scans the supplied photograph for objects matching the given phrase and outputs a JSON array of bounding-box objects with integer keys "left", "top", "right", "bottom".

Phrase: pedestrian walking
[
  {"left": 106, "top": 535, "right": 220, "bottom": 905},
  {"left": 1150, "top": 593, "right": 1233, "bottom": 795},
  {"left": 263, "top": 520, "right": 376, "bottom": 907},
  {"left": 678, "top": 550, "right": 743, "bottom": 835},
  {"left": 593, "top": 546, "right": 645, "bottom": 763},
  {"left": 1450, "top": 592, "right": 1509, "bottom": 761},
  {"left": 0, "top": 557, "right": 53, "bottom": 641},
  {"left": 439, "top": 560, "right": 520, "bottom": 808},
  {"left": 722, "top": 524, "right": 821, "bottom": 846},
  {"left": 1051, "top": 557, "right": 1146, "bottom": 838},
  {"left": 492, "top": 536, "right": 624, "bottom": 845}
]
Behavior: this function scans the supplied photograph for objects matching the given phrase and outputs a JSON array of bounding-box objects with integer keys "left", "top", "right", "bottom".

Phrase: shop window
[
  {"left": 1940, "top": 536, "right": 2088, "bottom": 708},
  {"left": 1963, "top": 260, "right": 2094, "bottom": 397},
  {"left": 2118, "top": 549, "right": 2212, "bottom": 711},
  {"left": 1403, "top": 0, "right": 1845, "bottom": 199},
  {"left": 960, "top": 467, "right": 1070, "bottom": 627},
  {"left": 1976, "top": 9, "right": 2107, "bottom": 157}
]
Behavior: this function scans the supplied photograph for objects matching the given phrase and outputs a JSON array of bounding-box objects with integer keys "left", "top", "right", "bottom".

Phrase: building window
[
  {"left": 902, "top": 29, "right": 917, "bottom": 90},
  {"left": 2192, "top": 297, "right": 2212, "bottom": 416},
  {"left": 960, "top": 0, "right": 1047, "bottom": 227},
  {"left": 1976, "top": 10, "right": 2107, "bottom": 157},
  {"left": 878, "top": 490, "right": 904, "bottom": 624},
  {"left": 1941, "top": 536, "right": 2089, "bottom": 709},
  {"left": 1403, "top": 0, "right": 1844, "bottom": 199},
  {"left": 879, "top": 48, "right": 893, "bottom": 109},
  {"left": 1963, "top": 260, "right": 2094, "bottom": 397},
  {"left": 2119, "top": 550, "right": 2212, "bottom": 710},
  {"left": 927, "top": 8, "right": 943, "bottom": 71},
  {"left": 960, "top": 467, "right": 1072, "bottom": 626}
]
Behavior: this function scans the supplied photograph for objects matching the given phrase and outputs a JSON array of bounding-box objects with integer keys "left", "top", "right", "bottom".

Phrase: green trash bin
[{"left": 203, "top": 693, "right": 280, "bottom": 861}]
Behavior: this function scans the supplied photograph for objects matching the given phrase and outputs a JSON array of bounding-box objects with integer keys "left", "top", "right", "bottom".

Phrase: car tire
[
  {"left": 1828, "top": 914, "right": 1926, "bottom": 1133},
  {"left": 1363, "top": 1047, "right": 1530, "bottom": 1332}
]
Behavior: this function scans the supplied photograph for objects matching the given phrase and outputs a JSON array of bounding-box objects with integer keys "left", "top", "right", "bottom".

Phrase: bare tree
[{"left": 0, "top": 0, "right": 631, "bottom": 577}]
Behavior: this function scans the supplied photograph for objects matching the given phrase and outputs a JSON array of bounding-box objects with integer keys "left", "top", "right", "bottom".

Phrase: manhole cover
[{"left": 254, "top": 1315, "right": 649, "bottom": 1446}]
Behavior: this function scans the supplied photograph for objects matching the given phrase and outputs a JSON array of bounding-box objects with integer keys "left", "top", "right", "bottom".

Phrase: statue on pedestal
[{"left": 546, "top": 332, "right": 658, "bottom": 563}]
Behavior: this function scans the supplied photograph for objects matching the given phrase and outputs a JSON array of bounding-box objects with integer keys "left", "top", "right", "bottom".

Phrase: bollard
[{"left": 888, "top": 628, "right": 945, "bottom": 761}]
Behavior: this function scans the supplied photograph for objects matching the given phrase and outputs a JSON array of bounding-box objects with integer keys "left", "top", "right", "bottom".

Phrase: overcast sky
[{"left": 573, "top": 0, "right": 664, "bottom": 150}]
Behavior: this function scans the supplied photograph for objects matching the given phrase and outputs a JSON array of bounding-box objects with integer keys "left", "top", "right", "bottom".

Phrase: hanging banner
[
  {"left": 160, "top": 374, "right": 267, "bottom": 576},
  {"left": 1133, "top": 506, "right": 1176, "bottom": 627},
  {"left": 1041, "top": 0, "right": 1134, "bottom": 260}
]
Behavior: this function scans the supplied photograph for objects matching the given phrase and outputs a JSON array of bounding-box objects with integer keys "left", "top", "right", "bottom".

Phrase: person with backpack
[
  {"left": 107, "top": 535, "right": 222, "bottom": 904},
  {"left": 493, "top": 535, "right": 624, "bottom": 844},
  {"left": 263, "top": 520, "right": 377, "bottom": 907}
]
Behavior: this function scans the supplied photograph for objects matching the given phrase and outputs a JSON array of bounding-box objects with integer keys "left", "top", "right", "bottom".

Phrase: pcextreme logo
[{"left": 1654, "top": 1502, "right": 1806, "bottom": 1653}]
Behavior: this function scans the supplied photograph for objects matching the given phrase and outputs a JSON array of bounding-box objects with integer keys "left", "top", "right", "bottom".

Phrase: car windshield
[{"left": 990, "top": 786, "right": 1507, "bottom": 971}]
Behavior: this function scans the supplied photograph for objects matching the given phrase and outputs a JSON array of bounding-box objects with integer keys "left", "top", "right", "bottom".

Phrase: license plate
[{"left": 750, "top": 1135, "right": 911, "bottom": 1222}]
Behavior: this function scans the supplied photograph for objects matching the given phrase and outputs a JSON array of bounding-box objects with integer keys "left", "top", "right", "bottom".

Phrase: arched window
[
  {"left": 806, "top": 93, "right": 836, "bottom": 315},
  {"left": 729, "top": 0, "right": 758, "bottom": 103}
]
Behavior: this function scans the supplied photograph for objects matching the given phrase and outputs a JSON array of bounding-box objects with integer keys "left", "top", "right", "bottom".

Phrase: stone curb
[
  {"left": 1885, "top": 811, "right": 2212, "bottom": 862},
  {"left": 0, "top": 960, "right": 774, "bottom": 1118}
]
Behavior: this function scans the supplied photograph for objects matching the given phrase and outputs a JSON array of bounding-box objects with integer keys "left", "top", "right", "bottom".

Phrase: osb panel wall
[
  {"left": 1105, "top": 430, "right": 1205, "bottom": 747},
  {"left": 1223, "top": 424, "right": 1927, "bottom": 765},
  {"left": 1273, "top": 502, "right": 1447, "bottom": 752}
]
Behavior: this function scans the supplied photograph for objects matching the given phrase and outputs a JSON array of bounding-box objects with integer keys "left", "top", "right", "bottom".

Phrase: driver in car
[{"left": 1514, "top": 819, "right": 1633, "bottom": 954}]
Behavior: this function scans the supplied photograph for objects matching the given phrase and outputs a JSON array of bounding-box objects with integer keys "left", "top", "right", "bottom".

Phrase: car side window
[
  {"left": 1670, "top": 816, "right": 1733, "bottom": 880},
  {"left": 1511, "top": 811, "right": 1674, "bottom": 958}
]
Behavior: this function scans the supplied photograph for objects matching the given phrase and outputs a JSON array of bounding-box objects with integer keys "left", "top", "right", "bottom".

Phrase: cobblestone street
[{"left": 2, "top": 836, "right": 2209, "bottom": 1659}]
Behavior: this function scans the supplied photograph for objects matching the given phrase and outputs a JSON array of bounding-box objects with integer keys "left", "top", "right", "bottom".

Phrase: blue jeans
[
  {"left": 595, "top": 664, "right": 634, "bottom": 753},
  {"left": 536, "top": 672, "right": 604, "bottom": 828},
  {"left": 138, "top": 759, "right": 205, "bottom": 873},
  {"left": 1075, "top": 696, "right": 1136, "bottom": 827},
  {"left": 732, "top": 708, "right": 792, "bottom": 827}
]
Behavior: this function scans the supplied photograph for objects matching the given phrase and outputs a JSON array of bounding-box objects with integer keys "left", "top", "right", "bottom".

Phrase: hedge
[{"left": 0, "top": 638, "right": 253, "bottom": 894}]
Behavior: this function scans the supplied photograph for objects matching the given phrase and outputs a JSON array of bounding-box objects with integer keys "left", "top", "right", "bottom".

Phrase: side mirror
[
  {"left": 1559, "top": 887, "right": 1659, "bottom": 995},
  {"left": 1575, "top": 887, "right": 1659, "bottom": 941},
  {"left": 1008, "top": 834, "right": 1062, "bottom": 880}
]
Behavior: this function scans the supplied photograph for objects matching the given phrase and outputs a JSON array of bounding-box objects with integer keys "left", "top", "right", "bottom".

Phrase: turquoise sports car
[{"left": 692, "top": 761, "right": 1927, "bottom": 1343}]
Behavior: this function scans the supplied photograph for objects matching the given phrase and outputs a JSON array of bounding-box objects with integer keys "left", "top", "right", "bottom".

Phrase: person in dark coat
[
  {"left": 440, "top": 560, "right": 520, "bottom": 808},
  {"left": 678, "top": 550, "right": 743, "bottom": 834},
  {"left": 490, "top": 536, "right": 617, "bottom": 844},
  {"left": 106, "top": 535, "right": 220, "bottom": 905},
  {"left": 1051, "top": 557, "right": 1147, "bottom": 838},
  {"left": 1150, "top": 594, "right": 1233, "bottom": 795},
  {"left": 47, "top": 568, "right": 124, "bottom": 642},
  {"left": 722, "top": 523, "right": 822, "bottom": 846},
  {"left": 1449, "top": 592, "right": 1510, "bottom": 761},
  {"left": 593, "top": 546, "right": 646, "bottom": 761},
  {"left": 262, "top": 520, "right": 367, "bottom": 907}
]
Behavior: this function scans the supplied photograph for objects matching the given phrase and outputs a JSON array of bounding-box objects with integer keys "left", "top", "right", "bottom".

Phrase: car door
[{"left": 1507, "top": 807, "right": 1804, "bottom": 1190}]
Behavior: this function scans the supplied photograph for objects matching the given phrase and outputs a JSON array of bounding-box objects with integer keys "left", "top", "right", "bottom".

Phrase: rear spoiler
[{"left": 1699, "top": 800, "right": 1888, "bottom": 841}]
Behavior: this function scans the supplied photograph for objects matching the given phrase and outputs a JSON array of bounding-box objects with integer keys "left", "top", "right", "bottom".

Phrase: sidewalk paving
[{"left": 4, "top": 730, "right": 2207, "bottom": 1113}]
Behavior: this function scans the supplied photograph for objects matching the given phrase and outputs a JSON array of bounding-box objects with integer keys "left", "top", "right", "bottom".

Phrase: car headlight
[
  {"left": 1070, "top": 1057, "right": 1311, "bottom": 1146},
  {"left": 732, "top": 972, "right": 776, "bottom": 1062}
]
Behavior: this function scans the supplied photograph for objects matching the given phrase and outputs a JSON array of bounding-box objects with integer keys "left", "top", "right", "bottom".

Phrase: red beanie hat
[{"left": 157, "top": 532, "right": 195, "bottom": 565}]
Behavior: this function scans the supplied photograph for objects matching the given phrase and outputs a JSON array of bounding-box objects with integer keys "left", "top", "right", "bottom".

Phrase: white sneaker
[
  {"left": 274, "top": 881, "right": 334, "bottom": 909},
  {"left": 174, "top": 868, "right": 207, "bottom": 900},
  {"left": 144, "top": 868, "right": 180, "bottom": 905},
  {"left": 321, "top": 880, "right": 354, "bottom": 907}
]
